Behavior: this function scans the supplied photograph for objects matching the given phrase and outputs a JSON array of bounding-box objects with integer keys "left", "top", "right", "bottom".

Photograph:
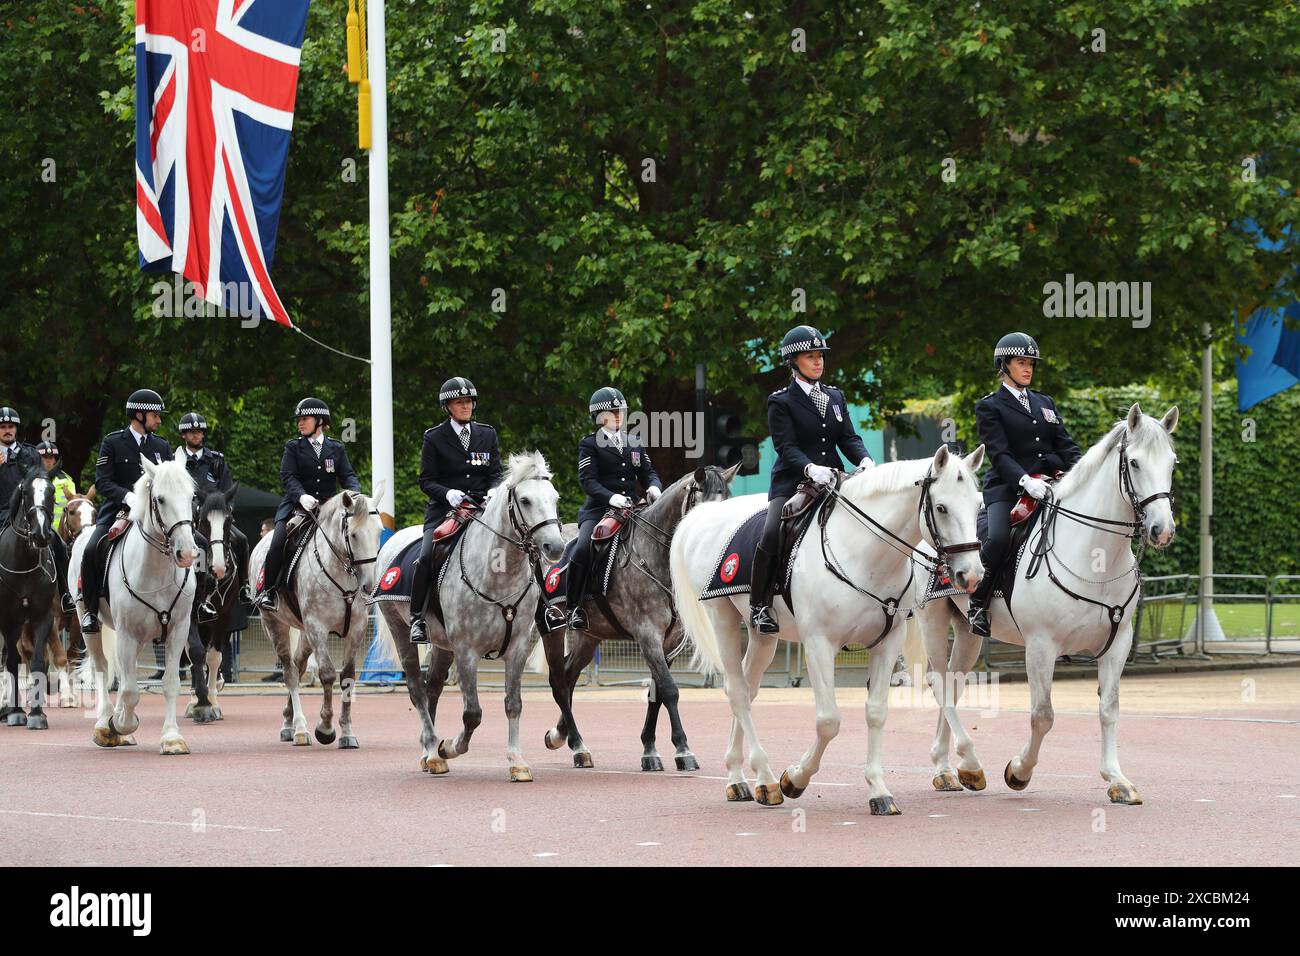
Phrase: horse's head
[
  {"left": 196, "top": 482, "right": 238, "bottom": 580},
  {"left": 920, "top": 443, "right": 986, "bottom": 593},
  {"left": 688, "top": 462, "right": 738, "bottom": 509},
  {"left": 497, "top": 451, "right": 565, "bottom": 564},
  {"left": 1122, "top": 403, "right": 1179, "bottom": 548},
  {"left": 15, "top": 472, "right": 56, "bottom": 549},
  {"left": 60, "top": 496, "right": 95, "bottom": 543},
  {"left": 335, "top": 481, "right": 385, "bottom": 591},
  {"left": 137, "top": 457, "right": 199, "bottom": 569}
]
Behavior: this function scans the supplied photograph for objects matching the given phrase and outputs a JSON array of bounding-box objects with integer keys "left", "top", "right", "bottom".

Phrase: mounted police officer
[
  {"left": 178, "top": 411, "right": 251, "bottom": 611},
  {"left": 565, "top": 387, "right": 662, "bottom": 631},
  {"left": 750, "top": 326, "right": 874, "bottom": 634},
  {"left": 252, "top": 397, "right": 360, "bottom": 611},
  {"left": 0, "top": 408, "right": 75, "bottom": 613},
  {"left": 79, "top": 390, "right": 174, "bottom": 633},
  {"left": 966, "top": 332, "right": 1082, "bottom": 638},
  {"left": 34, "top": 440, "right": 77, "bottom": 531},
  {"left": 407, "top": 377, "right": 504, "bottom": 644}
]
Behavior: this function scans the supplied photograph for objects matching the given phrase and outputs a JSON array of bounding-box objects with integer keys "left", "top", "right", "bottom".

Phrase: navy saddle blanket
[
  {"left": 370, "top": 536, "right": 424, "bottom": 603},
  {"left": 922, "top": 504, "right": 1042, "bottom": 605},
  {"left": 541, "top": 532, "right": 621, "bottom": 610},
  {"left": 700, "top": 504, "right": 816, "bottom": 604}
]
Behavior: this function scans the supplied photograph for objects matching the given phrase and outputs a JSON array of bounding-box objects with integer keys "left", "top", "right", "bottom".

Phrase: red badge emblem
[
  {"left": 256, "top": 567, "right": 264, "bottom": 590},
  {"left": 380, "top": 566, "right": 401, "bottom": 591},
  {"left": 545, "top": 567, "right": 562, "bottom": 593},
  {"left": 720, "top": 552, "right": 740, "bottom": 583}
]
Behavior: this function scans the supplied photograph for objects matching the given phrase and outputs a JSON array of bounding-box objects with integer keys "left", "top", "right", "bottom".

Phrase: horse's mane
[
  {"left": 129, "top": 460, "right": 194, "bottom": 524},
  {"left": 1054, "top": 414, "right": 1173, "bottom": 499},
  {"left": 840, "top": 457, "right": 932, "bottom": 498},
  {"left": 502, "top": 450, "right": 552, "bottom": 488}
]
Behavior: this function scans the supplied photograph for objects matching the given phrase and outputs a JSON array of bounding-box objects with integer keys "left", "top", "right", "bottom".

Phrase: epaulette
[
  {"left": 471, "top": 421, "right": 496, "bottom": 431},
  {"left": 769, "top": 385, "right": 788, "bottom": 397}
]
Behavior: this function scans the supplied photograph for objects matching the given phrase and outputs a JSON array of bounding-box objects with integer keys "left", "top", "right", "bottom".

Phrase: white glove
[
  {"left": 299, "top": 494, "right": 318, "bottom": 512},
  {"left": 646, "top": 486, "right": 661, "bottom": 502},
  {"left": 609, "top": 494, "right": 632, "bottom": 509},
  {"left": 123, "top": 491, "right": 139, "bottom": 510},
  {"left": 857, "top": 457, "right": 875, "bottom": 471},
  {"left": 1019, "top": 476, "right": 1049, "bottom": 501},
  {"left": 806, "top": 464, "right": 835, "bottom": 486},
  {"left": 447, "top": 489, "right": 467, "bottom": 508},
  {"left": 483, "top": 487, "right": 496, "bottom": 504}
]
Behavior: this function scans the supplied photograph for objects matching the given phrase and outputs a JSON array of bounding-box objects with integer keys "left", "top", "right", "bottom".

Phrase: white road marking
[
  {"left": 0, "top": 808, "right": 281, "bottom": 832},
  {"left": 635, "top": 841, "right": 661, "bottom": 846},
  {"left": 1194, "top": 798, "right": 1215, "bottom": 803},
  {"left": 533, "top": 852, "right": 558, "bottom": 858},
  {"left": 928, "top": 814, "right": 948, "bottom": 818},
  {"left": 736, "top": 832, "right": 756, "bottom": 837},
  {"left": 1020, "top": 808, "right": 1042, "bottom": 813}
]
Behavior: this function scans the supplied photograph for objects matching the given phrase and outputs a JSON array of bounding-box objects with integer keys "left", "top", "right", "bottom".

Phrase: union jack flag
[{"left": 135, "top": 0, "right": 311, "bottom": 328}]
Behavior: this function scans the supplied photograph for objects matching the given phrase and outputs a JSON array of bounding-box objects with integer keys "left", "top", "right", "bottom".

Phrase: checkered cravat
[
  {"left": 458, "top": 425, "right": 471, "bottom": 450},
  {"left": 809, "top": 382, "right": 829, "bottom": 418},
  {"left": 1014, "top": 390, "right": 1031, "bottom": 414}
]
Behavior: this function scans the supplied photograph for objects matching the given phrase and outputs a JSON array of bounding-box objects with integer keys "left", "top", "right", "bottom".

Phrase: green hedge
[{"left": 909, "top": 382, "right": 1300, "bottom": 578}]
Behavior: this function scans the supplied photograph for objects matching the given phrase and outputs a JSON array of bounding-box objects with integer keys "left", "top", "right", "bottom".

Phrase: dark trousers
[
  {"left": 750, "top": 496, "right": 788, "bottom": 607},
  {"left": 565, "top": 518, "right": 598, "bottom": 608},
  {"left": 49, "top": 533, "right": 70, "bottom": 599},
  {"left": 971, "top": 499, "right": 1013, "bottom": 605},
  {"left": 80, "top": 524, "right": 110, "bottom": 610},
  {"left": 260, "top": 519, "right": 289, "bottom": 592},
  {"left": 408, "top": 527, "right": 438, "bottom": 619}
]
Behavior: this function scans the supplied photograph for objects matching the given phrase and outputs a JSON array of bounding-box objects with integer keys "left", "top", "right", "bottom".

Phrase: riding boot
[
  {"left": 407, "top": 556, "right": 432, "bottom": 645},
  {"left": 749, "top": 543, "right": 780, "bottom": 634},
  {"left": 233, "top": 531, "right": 252, "bottom": 604},
  {"left": 967, "top": 575, "right": 994, "bottom": 638},
  {"left": 79, "top": 530, "right": 106, "bottom": 634},
  {"left": 254, "top": 523, "right": 286, "bottom": 611},
  {"left": 50, "top": 535, "right": 75, "bottom": 613},
  {"left": 565, "top": 562, "right": 590, "bottom": 631}
]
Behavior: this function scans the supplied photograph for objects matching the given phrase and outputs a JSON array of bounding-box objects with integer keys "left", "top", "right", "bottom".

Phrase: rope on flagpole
[{"left": 292, "top": 324, "right": 372, "bottom": 364}]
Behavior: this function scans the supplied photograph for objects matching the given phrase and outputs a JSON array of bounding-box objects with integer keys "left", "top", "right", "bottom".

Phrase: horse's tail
[
  {"left": 526, "top": 632, "right": 549, "bottom": 677},
  {"left": 375, "top": 611, "right": 401, "bottom": 668},
  {"left": 76, "top": 625, "right": 117, "bottom": 690},
  {"left": 669, "top": 512, "right": 723, "bottom": 677}
]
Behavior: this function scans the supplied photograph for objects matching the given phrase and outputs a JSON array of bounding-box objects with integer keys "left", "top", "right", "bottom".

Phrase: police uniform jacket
[
  {"left": 767, "top": 378, "right": 870, "bottom": 499},
  {"left": 577, "top": 431, "right": 661, "bottom": 524},
  {"left": 418, "top": 419, "right": 504, "bottom": 528},
  {"left": 0, "top": 442, "right": 41, "bottom": 526},
  {"left": 276, "top": 436, "right": 360, "bottom": 522},
  {"left": 976, "top": 386, "right": 1082, "bottom": 504},
  {"left": 94, "top": 429, "right": 173, "bottom": 526},
  {"left": 179, "top": 446, "right": 234, "bottom": 495}
]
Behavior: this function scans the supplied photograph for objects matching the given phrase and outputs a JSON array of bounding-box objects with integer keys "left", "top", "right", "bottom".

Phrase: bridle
[
  {"left": 1023, "top": 431, "right": 1176, "bottom": 658},
  {"left": 118, "top": 485, "right": 197, "bottom": 642},
  {"left": 819, "top": 464, "right": 979, "bottom": 647},
  {"left": 0, "top": 486, "right": 56, "bottom": 585},
  {"left": 137, "top": 486, "right": 194, "bottom": 555},
  {"left": 197, "top": 499, "right": 239, "bottom": 608},
  {"left": 306, "top": 499, "right": 382, "bottom": 637}
]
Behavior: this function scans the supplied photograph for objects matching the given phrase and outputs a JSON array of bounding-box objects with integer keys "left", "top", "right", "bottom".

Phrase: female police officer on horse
[
  {"left": 407, "top": 377, "right": 504, "bottom": 644},
  {"left": 965, "top": 332, "right": 1081, "bottom": 637},
  {"left": 749, "top": 326, "right": 874, "bottom": 634},
  {"left": 565, "top": 387, "right": 662, "bottom": 631}
]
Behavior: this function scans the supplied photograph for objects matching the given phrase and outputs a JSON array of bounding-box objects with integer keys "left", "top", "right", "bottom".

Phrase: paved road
[{"left": 1, "top": 667, "right": 1295, "bottom": 865}]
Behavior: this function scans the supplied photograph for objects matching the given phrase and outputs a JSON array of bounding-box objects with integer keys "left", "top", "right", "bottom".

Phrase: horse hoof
[
  {"left": 184, "top": 703, "right": 194, "bottom": 718},
  {"left": 1004, "top": 761, "right": 1030, "bottom": 791},
  {"left": 122, "top": 735, "right": 138, "bottom": 746},
  {"left": 573, "top": 752, "right": 594, "bottom": 769},
  {"left": 159, "top": 738, "right": 190, "bottom": 756},
  {"left": 293, "top": 732, "right": 310, "bottom": 746},
  {"left": 427, "top": 756, "right": 449, "bottom": 775},
  {"left": 543, "top": 729, "right": 564, "bottom": 750},
  {"left": 315, "top": 728, "right": 336, "bottom": 746},
  {"left": 959, "top": 768, "right": 987, "bottom": 791},
  {"left": 869, "top": 796, "right": 902, "bottom": 816},
  {"left": 279, "top": 728, "right": 294, "bottom": 742},
  {"left": 754, "top": 783, "right": 784, "bottom": 807},
  {"left": 641, "top": 755, "right": 664, "bottom": 772},
  {"left": 509, "top": 765, "right": 534, "bottom": 783},
  {"left": 780, "top": 770, "right": 806, "bottom": 799},
  {"left": 26, "top": 714, "right": 48, "bottom": 731},
  {"left": 437, "top": 739, "right": 456, "bottom": 760},
  {"left": 932, "top": 771, "right": 963, "bottom": 792},
  {"left": 92, "top": 726, "right": 122, "bottom": 748},
  {"left": 1108, "top": 782, "right": 1143, "bottom": 805},
  {"left": 675, "top": 754, "right": 700, "bottom": 772},
  {"left": 726, "top": 782, "right": 754, "bottom": 803},
  {"left": 6, "top": 712, "right": 27, "bottom": 727},
  {"left": 338, "top": 736, "right": 359, "bottom": 749},
  {"left": 191, "top": 707, "right": 213, "bottom": 724},
  {"left": 212, "top": 708, "right": 223, "bottom": 721}
]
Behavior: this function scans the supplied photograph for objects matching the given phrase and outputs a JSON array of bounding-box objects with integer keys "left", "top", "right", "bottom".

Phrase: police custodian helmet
[
  {"left": 0, "top": 407, "right": 19, "bottom": 425},
  {"left": 780, "top": 325, "right": 830, "bottom": 366},
  {"left": 992, "top": 332, "right": 1043, "bottom": 374},
  {"left": 588, "top": 386, "right": 628, "bottom": 424},
  {"left": 294, "top": 396, "right": 331, "bottom": 425},
  {"left": 125, "top": 389, "right": 166, "bottom": 417},
  {"left": 35, "top": 439, "right": 61, "bottom": 469},
  {"left": 438, "top": 377, "right": 478, "bottom": 411},
  {"left": 178, "top": 412, "right": 209, "bottom": 434}
]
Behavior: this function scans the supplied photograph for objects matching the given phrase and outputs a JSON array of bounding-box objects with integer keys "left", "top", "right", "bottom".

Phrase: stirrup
[
  {"left": 568, "top": 607, "right": 589, "bottom": 631},
  {"left": 750, "top": 604, "right": 779, "bottom": 634},
  {"left": 80, "top": 611, "right": 100, "bottom": 634},
  {"left": 196, "top": 599, "right": 218, "bottom": 623},
  {"left": 409, "top": 615, "right": 429, "bottom": 645},
  {"left": 253, "top": 589, "right": 278, "bottom": 612},
  {"left": 967, "top": 601, "right": 990, "bottom": 638},
  {"left": 60, "top": 593, "right": 76, "bottom": 614},
  {"left": 543, "top": 605, "right": 568, "bottom": 630}
]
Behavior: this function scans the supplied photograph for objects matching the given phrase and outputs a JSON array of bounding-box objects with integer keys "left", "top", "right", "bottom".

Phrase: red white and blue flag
[{"left": 135, "top": 0, "right": 311, "bottom": 328}]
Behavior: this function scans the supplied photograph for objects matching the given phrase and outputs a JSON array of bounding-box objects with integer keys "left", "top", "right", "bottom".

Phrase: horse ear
[
  {"left": 1161, "top": 406, "right": 1179, "bottom": 434},
  {"left": 173, "top": 446, "right": 186, "bottom": 463},
  {"left": 963, "top": 443, "right": 986, "bottom": 472},
  {"left": 224, "top": 480, "right": 240, "bottom": 503},
  {"left": 140, "top": 455, "right": 158, "bottom": 479},
  {"left": 932, "top": 444, "right": 951, "bottom": 472},
  {"left": 370, "top": 479, "right": 386, "bottom": 507},
  {"left": 694, "top": 467, "right": 707, "bottom": 486},
  {"left": 723, "top": 461, "right": 742, "bottom": 482},
  {"left": 340, "top": 491, "right": 356, "bottom": 510},
  {"left": 1126, "top": 402, "right": 1143, "bottom": 432}
]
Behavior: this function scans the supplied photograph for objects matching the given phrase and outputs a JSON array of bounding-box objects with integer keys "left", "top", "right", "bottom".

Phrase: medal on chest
[
  {"left": 631, "top": 450, "right": 641, "bottom": 467},
  {"left": 324, "top": 458, "right": 335, "bottom": 473},
  {"left": 1042, "top": 407, "right": 1059, "bottom": 424}
]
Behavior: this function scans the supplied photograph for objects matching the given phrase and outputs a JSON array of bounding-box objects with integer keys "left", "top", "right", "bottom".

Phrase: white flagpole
[{"left": 367, "top": 0, "right": 395, "bottom": 531}]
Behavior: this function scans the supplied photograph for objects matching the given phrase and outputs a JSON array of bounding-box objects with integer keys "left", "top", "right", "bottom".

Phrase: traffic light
[{"left": 713, "top": 408, "right": 761, "bottom": 476}]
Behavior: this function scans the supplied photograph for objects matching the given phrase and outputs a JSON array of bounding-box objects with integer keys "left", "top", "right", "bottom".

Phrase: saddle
[
  {"left": 977, "top": 499, "right": 1047, "bottom": 606},
  {"left": 1008, "top": 471, "right": 1065, "bottom": 527},
  {"left": 539, "top": 508, "right": 632, "bottom": 629},
  {"left": 433, "top": 500, "right": 478, "bottom": 541},
  {"left": 369, "top": 517, "right": 474, "bottom": 629}
]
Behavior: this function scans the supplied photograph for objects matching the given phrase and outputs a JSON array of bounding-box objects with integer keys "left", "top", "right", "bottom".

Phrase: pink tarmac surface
[{"left": 1, "top": 668, "right": 1296, "bottom": 866}]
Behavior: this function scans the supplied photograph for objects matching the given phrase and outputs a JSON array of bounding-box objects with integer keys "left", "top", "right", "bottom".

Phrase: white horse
[
  {"left": 914, "top": 404, "right": 1178, "bottom": 805},
  {"left": 671, "top": 445, "right": 986, "bottom": 814},
  {"left": 72, "top": 458, "right": 200, "bottom": 754},
  {"left": 247, "top": 484, "right": 384, "bottom": 749}
]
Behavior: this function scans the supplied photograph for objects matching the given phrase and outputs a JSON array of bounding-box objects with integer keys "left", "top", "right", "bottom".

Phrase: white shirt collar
[
  {"left": 601, "top": 426, "right": 624, "bottom": 447},
  {"left": 449, "top": 419, "right": 470, "bottom": 435},
  {"left": 188, "top": 447, "right": 203, "bottom": 460},
  {"left": 1002, "top": 381, "right": 1029, "bottom": 401},
  {"left": 793, "top": 375, "right": 820, "bottom": 396}
]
